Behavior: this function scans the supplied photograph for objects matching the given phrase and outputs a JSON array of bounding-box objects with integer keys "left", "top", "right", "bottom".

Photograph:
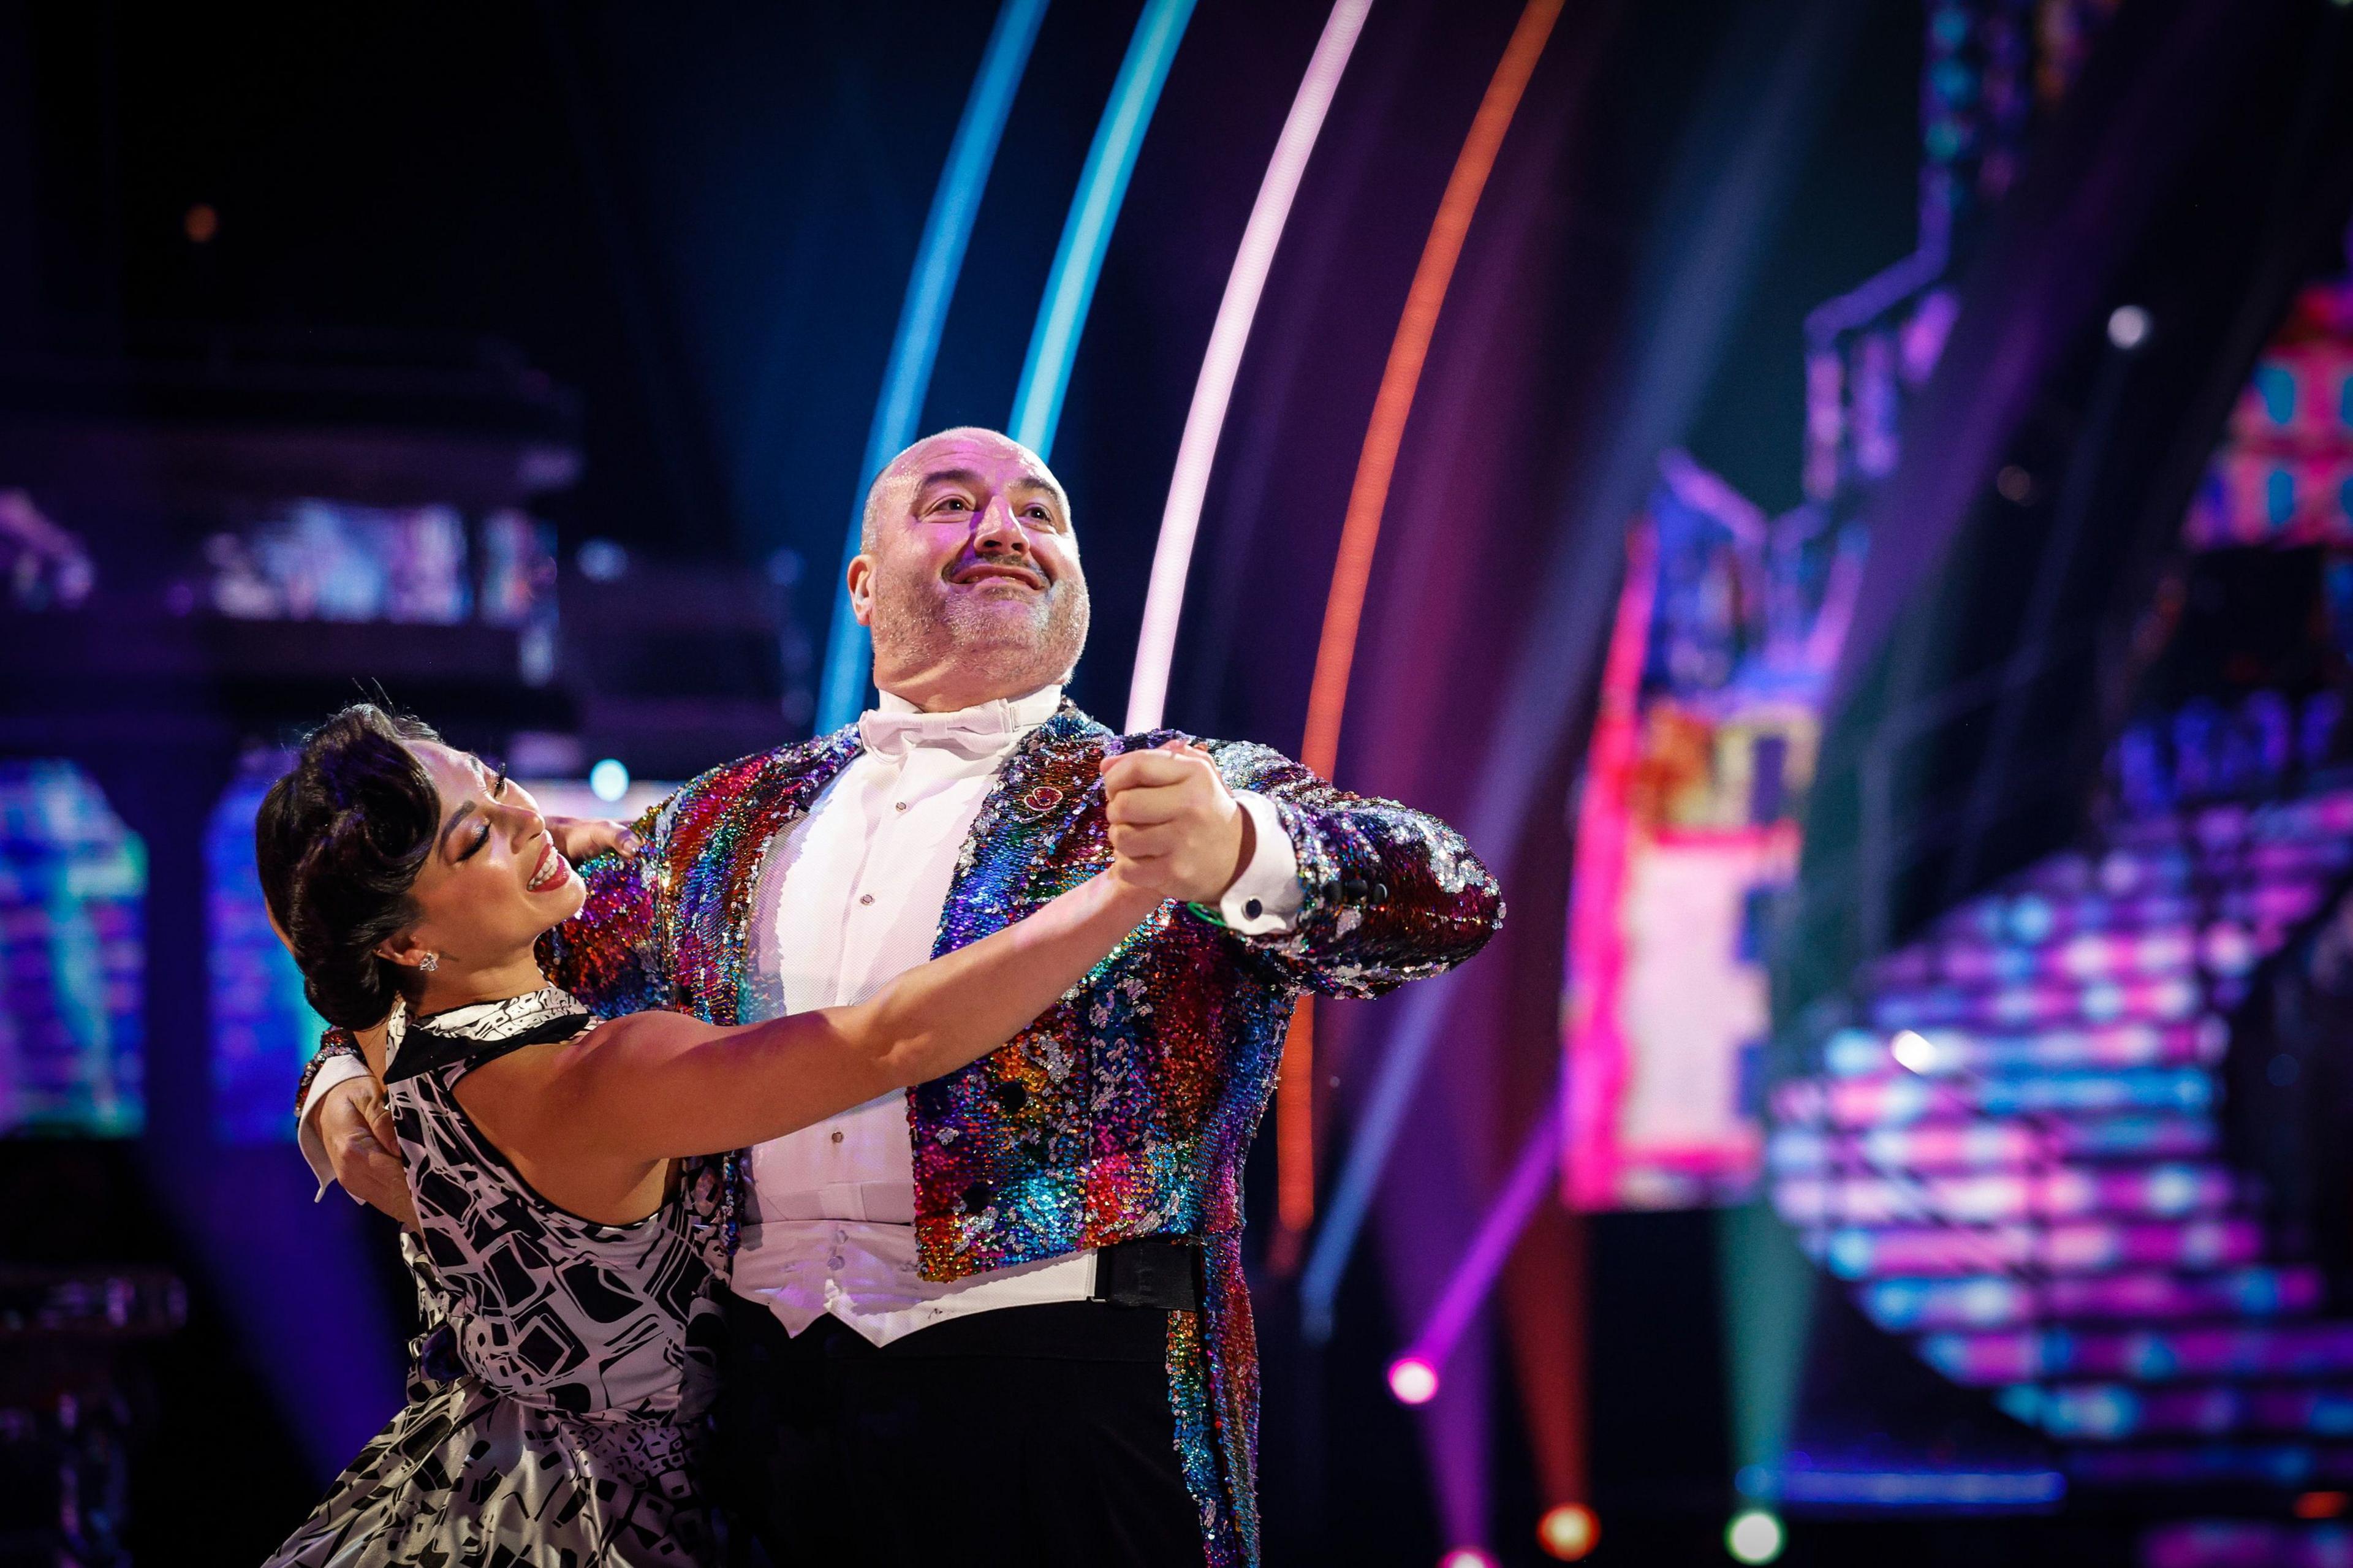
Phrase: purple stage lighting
[{"left": 1390, "top": 1100, "right": 1564, "bottom": 1396}]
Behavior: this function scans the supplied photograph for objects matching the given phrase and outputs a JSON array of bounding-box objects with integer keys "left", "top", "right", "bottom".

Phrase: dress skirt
[{"left": 259, "top": 1373, "right": 718, "bottom": 1568}]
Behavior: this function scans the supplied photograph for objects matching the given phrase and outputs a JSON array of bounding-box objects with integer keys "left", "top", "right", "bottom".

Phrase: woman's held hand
[
  {"left": 547, "top": 815, "right": 642, "bottom": 864},
  {"left": 1098, "top": 740, "right": 1250, "bottom": 903}
]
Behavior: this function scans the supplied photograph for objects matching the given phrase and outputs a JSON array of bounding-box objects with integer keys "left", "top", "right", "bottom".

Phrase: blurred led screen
[
  {"left": 1758, "top": 273, "right": 2353, "bottom": 1487},
  {"left": 209, "top": 759, "right": 326, "bottom": 1144},
  {"left": 1563, "top": 468, "right": 1853, "bottom": 1210},
  {"left": 0, "top": 762, "right": 145, "bottom": 1137},
  {"left": 195, "top": 502, "right": 555, "bottom": 626}
]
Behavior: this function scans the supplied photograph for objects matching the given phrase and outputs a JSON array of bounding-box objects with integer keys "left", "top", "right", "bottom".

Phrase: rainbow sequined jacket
[{"left": 303, "top": 702, "right": 1501, "bottom": 1566}]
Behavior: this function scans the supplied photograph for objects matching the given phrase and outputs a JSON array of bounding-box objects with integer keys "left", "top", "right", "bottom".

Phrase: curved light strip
[
  {"left": 1296, "top": 0, "right": 1566, "bottom": 1319},
  {"left": 1300, "top": 0, "right": 1851, "bottom": 1339},
  {"left": 816, "top": 0, "right": 1053, "bottom": 734},
  {"left": 1007, "top": 0, "right": 1199, "bottom": 460},
  {"left": 1124, "top": 0, "right": 1376, "bottom": 734},
  {"left": 1299, "top": 0, "right": 1564, "bottom": 779},
  {"left": 1134, "top": 0, "right": 1377, "bottom": 1248}
]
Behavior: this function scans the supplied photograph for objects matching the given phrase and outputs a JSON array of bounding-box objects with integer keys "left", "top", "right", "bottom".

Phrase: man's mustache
[{"left": 943, "top": 556, "right": 1051, "bottom": 591}]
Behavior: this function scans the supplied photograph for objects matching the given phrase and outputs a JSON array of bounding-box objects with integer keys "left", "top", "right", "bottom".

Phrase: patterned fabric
[
  {"left": 262, "top": 1381, "right": 714, "bottom": 1568},
  {"left": 386, "top": 985, "right": 593, "bottom": 1085},
  {"left": 541, "top": 702, "right": 1503, "bottom": 1567},
  {"left": 266, "top": 990, "right": 727, "bottom": 1568}
]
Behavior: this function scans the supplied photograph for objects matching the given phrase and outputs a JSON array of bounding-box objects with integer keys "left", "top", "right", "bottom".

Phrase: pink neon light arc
[
  {"left": 1561, "top": 523, "right": 1656, "bottom": 1209},
  {"left": 1123, "top": 0, "right": 1376, "bottom": 732}
]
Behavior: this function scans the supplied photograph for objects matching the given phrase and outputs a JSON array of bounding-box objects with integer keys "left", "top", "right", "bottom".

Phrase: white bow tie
[{"left": 858, "top": 702, "right": 1027, "bottom": 760}]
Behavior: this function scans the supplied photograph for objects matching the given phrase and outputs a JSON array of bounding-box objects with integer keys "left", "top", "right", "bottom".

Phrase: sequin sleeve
[
  {"left": 538, "top": 796, "right": 676, "bottom": 1018},
  {"left": 1199, "top": 740, "right": 1503, "bottom": 999},
  {"left": 292, "top": 1026, "right": 362, "bottom": 1117}
]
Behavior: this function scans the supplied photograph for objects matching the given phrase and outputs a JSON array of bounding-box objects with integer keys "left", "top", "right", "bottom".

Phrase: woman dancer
[{"left": 254, "top": 705, "right": 1162, "bottom": 1567}]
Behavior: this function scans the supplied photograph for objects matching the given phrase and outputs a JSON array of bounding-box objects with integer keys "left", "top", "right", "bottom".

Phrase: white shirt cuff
[
  {"left": 1218, "top": 791, "right": 1303, "bottom": 935},
  {"left": 297, "top": 1053, "right": 374, "bottom": 1201}
]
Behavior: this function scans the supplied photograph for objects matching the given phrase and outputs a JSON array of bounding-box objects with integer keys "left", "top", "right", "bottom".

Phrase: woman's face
[{"left": 390, "top": 740, "right": 585, "bottom": 973}]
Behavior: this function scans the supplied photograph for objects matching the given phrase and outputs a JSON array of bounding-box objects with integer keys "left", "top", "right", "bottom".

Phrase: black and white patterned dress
[{"left": 263, "top": 987, "right": 730, "bottom": 1568}]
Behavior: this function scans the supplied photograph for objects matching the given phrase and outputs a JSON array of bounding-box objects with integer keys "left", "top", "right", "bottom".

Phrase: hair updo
[{"left": 256, "top": 703, "right": 445, "bottom": 1030}]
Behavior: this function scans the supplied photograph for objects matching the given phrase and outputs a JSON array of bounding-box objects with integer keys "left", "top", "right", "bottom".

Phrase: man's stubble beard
[{"left": 870, "top": 567, "right": 1092, "bottom": 700}]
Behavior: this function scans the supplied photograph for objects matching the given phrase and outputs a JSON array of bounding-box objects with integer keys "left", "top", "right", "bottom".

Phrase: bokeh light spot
[
  {"left": 1537, "top": 1502, "right": 1597, "bottom": 1559},
  {"left": 1388, "top": 1354, "right": 1439, "bottom": 1405},
  {"left": 1726, "top": 1509, "right": 1785, "bottom": 1564},
  {"left": 589, "top": 759, "right": 631, "bottom": 805}
]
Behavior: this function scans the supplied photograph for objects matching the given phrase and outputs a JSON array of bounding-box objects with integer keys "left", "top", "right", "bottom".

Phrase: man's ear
[{"left": 846, "top": 556, "right": 877, "bottom": 627}]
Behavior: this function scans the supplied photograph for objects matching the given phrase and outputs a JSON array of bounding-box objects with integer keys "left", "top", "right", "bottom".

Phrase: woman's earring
[{"left": 419, "top": 953, "right": 440, "bottom": 973}]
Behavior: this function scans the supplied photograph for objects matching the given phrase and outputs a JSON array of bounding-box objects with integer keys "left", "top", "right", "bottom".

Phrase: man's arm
[
  {"left": 1203, "top": 740, "right": 1501, "bottom": 998},
  {"left": 1100, "top": 738, "right": 1502, "bottom": 998},
  {"left": 293, "top": 1028, "right": 366, "bottom": 1195},
  {"left": 297, "top": 1026, "right": 419, "bottom": 1227}
]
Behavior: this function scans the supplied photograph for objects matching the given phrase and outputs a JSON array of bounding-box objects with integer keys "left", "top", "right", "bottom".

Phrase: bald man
[{"left": 305, "top": 428, "right": 1502, "bottom": 1567}]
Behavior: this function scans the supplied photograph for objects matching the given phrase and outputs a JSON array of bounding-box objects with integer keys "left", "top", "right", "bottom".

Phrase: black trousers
[{"left": 714, "top": 1293, "right": 1206, "bottom": 1568}]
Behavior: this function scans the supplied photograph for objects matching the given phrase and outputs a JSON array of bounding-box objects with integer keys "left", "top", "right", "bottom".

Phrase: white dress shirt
[{"left": 301, "top": 684, "right": 1303, "bottom": 1349}]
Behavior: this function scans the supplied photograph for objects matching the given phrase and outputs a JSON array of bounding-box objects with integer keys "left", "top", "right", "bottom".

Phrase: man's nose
[{"left": 974, "top": 498, "right": 1031, "bottom": 555}]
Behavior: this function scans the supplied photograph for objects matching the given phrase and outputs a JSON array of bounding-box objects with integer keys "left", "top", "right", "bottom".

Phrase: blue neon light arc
[
  {"left": 816, "top": 0, "right": 1051, "bottom": 735},
  {"left": 1008, "top": 0, "right": 1199, "bottom": 459}
]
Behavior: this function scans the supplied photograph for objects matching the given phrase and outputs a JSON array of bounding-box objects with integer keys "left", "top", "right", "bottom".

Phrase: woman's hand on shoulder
[{"left": 547, "top": 815, "right": 642, "bottom": 865}]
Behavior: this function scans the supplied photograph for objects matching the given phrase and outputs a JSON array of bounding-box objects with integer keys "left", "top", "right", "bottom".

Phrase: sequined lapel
[
  {"left": 672, "top": 727, "right": 863, "bottom": 1026},
  {"left": 930, "top": 703, "right": 1113, "bottom": 958}
]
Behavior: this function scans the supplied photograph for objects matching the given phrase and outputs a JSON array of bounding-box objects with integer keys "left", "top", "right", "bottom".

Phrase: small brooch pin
[{"left": 1018, "top": 786, "right": 1064, "bottom": 817}]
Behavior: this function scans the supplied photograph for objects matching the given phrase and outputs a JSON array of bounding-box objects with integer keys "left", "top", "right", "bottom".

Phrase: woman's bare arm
[{"left": 456, "top": 866, "right": 1161, "bottom": 1212}]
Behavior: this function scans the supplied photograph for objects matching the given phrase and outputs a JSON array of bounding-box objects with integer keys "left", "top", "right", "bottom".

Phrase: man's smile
[{"left": 949, "top": 561, "right": 1048, "bottom": 591}]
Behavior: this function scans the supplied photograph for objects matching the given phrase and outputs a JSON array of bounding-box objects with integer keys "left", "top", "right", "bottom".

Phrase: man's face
[{"left": 850, "top": 429, "right": 1091, "bottom": 708}]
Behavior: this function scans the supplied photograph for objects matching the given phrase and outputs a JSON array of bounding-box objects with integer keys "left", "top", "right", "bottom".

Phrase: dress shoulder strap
[{"left": 382, "top": 988, "right": 597, "bottom": 1085}]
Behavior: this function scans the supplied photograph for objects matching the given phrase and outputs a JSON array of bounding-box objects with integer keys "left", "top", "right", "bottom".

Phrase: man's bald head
[
  {"left": 846, "top": 426, "right": 1089, "bottom": 712},
  {"left": 860, "top": 427, "right": 1072, "bottom": 553}
]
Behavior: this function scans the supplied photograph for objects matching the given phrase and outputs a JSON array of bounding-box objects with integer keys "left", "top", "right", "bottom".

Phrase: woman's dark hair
[{"left": 256, "top": 703, "right": 445, "bottom": 1029}]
